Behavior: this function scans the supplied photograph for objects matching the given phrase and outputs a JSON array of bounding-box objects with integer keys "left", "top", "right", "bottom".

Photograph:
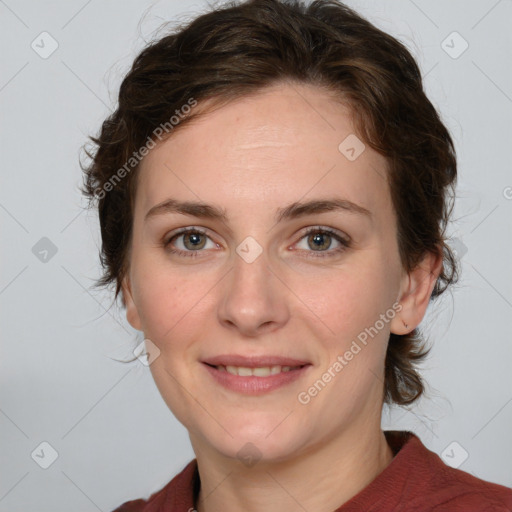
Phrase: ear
[
  {"left": 390, "top": 248, "right": 443, "bottom": 335},
  {"left": 121, "top": 274, "right": 142, "bottom": 331}
]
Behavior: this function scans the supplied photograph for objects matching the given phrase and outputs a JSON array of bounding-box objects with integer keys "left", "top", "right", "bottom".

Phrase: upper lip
[{"left": 202, "top": 354, "right": 311, "bottom": 368}]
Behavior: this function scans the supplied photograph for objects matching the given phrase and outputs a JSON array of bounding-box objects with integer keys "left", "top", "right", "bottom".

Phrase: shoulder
[
  {"left": 387, "top": 431, "right": 512, "bottom": 511},
  {"left": 112, "top": 498, "right": 151, "bottom": 512},
  {"left": 110, "top": 459, "right": 198, "bottom": 512},
  {"left": 111, "top": 486, "right": 168, "bottom": 512},
  {"left": 423, "top": 457, "right": 512, "bottom": 511}
]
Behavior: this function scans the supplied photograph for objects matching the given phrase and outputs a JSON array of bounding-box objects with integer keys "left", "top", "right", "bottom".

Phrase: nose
[{"left": 217, "top": 247, "right": 290, "bottom": 337}]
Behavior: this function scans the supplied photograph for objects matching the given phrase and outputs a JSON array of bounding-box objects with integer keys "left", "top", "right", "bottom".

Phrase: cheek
[
  {"left": 300, "top": 262, "right": 391, "bottom": 338},
  {"left": 134, "top": 265, "right": 204, "bottom": 344},
  {"left": 299, "top": 261, "right": 396, "bottom": 395}
]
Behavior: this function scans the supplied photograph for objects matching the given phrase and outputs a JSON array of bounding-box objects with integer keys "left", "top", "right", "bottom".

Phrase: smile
[
  {"left": 202, "top": 362, "right": 311, "bottom": 394},
  {"left": 214, "top": 364, "right": 303, "bottom": 376}
]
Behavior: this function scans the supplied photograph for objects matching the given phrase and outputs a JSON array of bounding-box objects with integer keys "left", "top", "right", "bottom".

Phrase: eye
[
  {"left": 163, "top": 226, "right": 350, "bottom": 259},
  {"left": 164, "top": 227, "right": 218, "bottom": 258},
  {"left": 293, "top": 227, "right": 350, "bottom": 257}
]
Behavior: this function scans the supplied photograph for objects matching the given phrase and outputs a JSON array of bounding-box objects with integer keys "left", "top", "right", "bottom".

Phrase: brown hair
[{"left": 81, "top": 0, "right": 459, "bottom": 405}]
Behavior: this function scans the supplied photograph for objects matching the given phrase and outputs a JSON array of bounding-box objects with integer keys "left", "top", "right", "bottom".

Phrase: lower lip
[{"left": 202, "top": 363, "right": 312, "bottom": 395}]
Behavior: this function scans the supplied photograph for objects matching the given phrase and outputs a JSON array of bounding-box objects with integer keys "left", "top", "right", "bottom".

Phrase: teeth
[
  {"left": 237, "top": 366, "right": 253, "bottom": 377},
  {"left": 253, "top": 367, "right": 270, "bottom": 377},
  {"left": 270, "top": 365, "right": 281, "bottom": 375},
  {"left": 219, "top": 365, "right": 300, "bottom": 376}
]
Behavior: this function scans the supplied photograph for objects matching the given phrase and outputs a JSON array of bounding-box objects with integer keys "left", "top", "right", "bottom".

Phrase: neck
[{"left": 193, "top": 421, "right": 394, "bottom": 512}]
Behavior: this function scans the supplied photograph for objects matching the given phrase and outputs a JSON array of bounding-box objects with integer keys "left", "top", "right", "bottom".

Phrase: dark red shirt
[{"left": 113, "top": 430, "right": 512, "bottom": 511}]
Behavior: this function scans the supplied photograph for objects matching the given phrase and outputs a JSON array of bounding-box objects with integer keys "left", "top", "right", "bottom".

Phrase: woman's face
[{"left": 122, "top": 82, "right": 409, "bottom": 463}]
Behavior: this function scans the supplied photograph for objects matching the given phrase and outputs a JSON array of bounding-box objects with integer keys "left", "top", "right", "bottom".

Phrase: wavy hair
[{"left": 81, "top": 0, "right": 459, "bottom": 405}]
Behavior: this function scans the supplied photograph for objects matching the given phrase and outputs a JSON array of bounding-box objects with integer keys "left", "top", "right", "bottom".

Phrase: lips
[{"left": 202, "top": 357, "right": 312, "bottom": 394}]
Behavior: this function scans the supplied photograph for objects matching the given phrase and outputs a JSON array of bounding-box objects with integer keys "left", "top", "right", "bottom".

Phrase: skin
[{"left": 122, "top": 82, "right": 442, "bottom": 512}]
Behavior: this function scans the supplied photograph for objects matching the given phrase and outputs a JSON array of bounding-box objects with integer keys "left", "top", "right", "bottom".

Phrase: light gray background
[{"left": 1, "top": 0, "right": 511, "bottom": 510}]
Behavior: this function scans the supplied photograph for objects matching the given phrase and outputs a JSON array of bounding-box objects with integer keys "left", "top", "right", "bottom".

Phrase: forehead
[{"left": 135, "top": 83, "right": 390, "bottom": 219}]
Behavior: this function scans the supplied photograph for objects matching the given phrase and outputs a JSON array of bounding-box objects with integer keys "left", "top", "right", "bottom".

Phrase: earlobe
[
  {"left": 121, "top": 275, "right": 142, "bottom": 331},
  {"left": 391, "top": 249, "right": 443, "bottom": 335}
]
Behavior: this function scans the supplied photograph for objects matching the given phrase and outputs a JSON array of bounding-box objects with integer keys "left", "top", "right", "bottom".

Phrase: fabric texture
[{"left": 112, "top": 430, "right": 512, "bottom": 512}]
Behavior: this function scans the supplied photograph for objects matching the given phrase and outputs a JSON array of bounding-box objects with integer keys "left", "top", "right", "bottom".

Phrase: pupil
[
  {"left": 184, "top": 232, "right": 206, "bottom": 250},
  {"left": 309, "top": 233, "right": 330, "bottom": 251}
]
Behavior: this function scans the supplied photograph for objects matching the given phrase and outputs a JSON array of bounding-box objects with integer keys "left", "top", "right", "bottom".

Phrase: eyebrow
[{"left": 144, "top": 197, "right": 372, "bottom": 224}]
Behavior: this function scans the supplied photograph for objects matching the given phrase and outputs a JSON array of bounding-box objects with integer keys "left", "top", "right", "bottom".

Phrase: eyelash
[{"left": 163, "top": 226, "right": 350, "bottom": 259}]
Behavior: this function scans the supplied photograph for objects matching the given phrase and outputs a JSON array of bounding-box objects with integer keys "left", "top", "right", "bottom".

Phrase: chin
[{"left": 202, "top": 418, "right": 308, "bottom": 464}]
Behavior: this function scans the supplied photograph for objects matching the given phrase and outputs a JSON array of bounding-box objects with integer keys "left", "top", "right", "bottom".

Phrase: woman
[{"left": 81, "top": 0, "right": 512, "bottom": 510}]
